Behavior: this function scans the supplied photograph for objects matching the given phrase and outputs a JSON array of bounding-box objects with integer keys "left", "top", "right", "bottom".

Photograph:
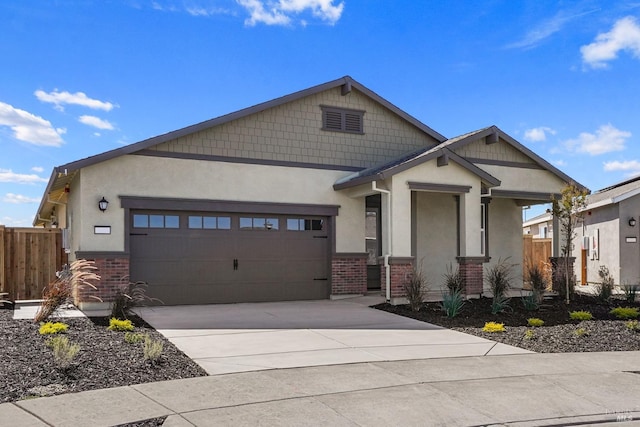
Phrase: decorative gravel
[{"left": 0, "top": 308, "right": 207, "bottom": 404}]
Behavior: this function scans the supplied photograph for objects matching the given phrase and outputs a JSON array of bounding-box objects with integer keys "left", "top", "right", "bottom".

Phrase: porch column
[
  {"left": 457, "top": 188, "right": 485, "bottom": 295},
  {"left": 552, "top": 201, "right": 560, "bottom": 257},
  {"left": 384, "top": 179, "right": 414, "bottom": 304}
]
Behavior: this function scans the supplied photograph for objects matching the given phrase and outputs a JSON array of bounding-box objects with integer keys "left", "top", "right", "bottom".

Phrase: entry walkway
[{"left": 134, "top": 296, "right": 530, "bottom": 375}]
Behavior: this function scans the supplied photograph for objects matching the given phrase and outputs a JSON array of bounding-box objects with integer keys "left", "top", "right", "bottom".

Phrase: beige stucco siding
[
  {"left": 481, "top": 165, "right": 567, "bottom": 194},
  {"left": 149, "top": 87, "right": 439, "bottom": 169},
  {"left": 487, "top": 198, "right": 524, "bottom": 288},
  {"left": 75, "top": 155, "right": 364, "bottom": 253},
  {"left": 454, "top": 137, "right": 536, "bottom": 165},
  {"left": 575, "top": 205, "right": 621, "bottom": 285},
  {"left": 414, "top": 192, "right": 458, "bottom": 291},
  {"left": 67, "top": 173, "right": 82, "bottom": 259}
]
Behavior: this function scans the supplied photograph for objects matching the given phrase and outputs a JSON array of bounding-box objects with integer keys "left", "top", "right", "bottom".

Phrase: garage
[{"left": 129, "top": 209, "right": 331, "bottom": 305}]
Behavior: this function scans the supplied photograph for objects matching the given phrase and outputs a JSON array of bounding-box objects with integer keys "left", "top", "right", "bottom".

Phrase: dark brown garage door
[{"left": 129, "top": 211, "right": 330, "bottom": 305}]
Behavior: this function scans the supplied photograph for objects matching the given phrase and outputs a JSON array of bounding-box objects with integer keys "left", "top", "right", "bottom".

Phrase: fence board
[
  {"left": 0, "top": 226, "right": 67, "bottom": 300},
  {"left": 523, "top": 235, "right": 552, "bottom": 289}
]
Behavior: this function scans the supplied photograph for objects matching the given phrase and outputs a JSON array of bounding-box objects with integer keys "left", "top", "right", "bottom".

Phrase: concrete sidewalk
[
  {"left": 3, "top": 352, "right": 640, "bottom": 426},
  {"left": 133, "top": 297, "right": 531, "bottom": 375}
]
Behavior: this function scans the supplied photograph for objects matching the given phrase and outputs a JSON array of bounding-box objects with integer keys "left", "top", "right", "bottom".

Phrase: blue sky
[{"left": 2, "top": 0, "right": 640, "bottom": 226}]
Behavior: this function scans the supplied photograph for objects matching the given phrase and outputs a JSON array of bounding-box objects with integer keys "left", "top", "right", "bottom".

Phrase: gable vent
[{"left": 321, "top": 106, "right": 364, "bottom": 134}]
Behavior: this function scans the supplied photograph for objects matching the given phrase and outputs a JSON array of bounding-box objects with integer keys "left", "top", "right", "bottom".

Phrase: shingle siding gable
[
  {"left": 148, "top": 87, "right": 440, "bottom": 169},
  {"left": 453, "top": 137, "right": 536, "bottom": 165}
]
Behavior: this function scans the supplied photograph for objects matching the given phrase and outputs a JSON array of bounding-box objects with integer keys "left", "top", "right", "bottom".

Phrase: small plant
[
  {"left": 621, "top": 284, "right": 639, "bottom": 303},
  {"left": 443, "top": 264, "right": 464, "bottom": 294},
  {"left": 521, "top": 292, "right": 539, "bottom": 311},
  {"left": 441, "top": 290, "right": 465, "bottom": 318},
  {"left": 596, "top": 266, "right": 614, "bottom": 303},
  {"left": 574, "top": 327, "right": 590, "bottom": 337},
  {"left": 482, "top": 322, "right": 506, "bottom": 333},
  {"left": 403, "top": 262, "right": 429, "bottom": 312},
  {"left": 523, "top": 329, "right": 535, "bottom": 340},
  {"left": 111, "top": 280, "right": 162, "bottom": 320},
  {"left": 527, "top": 318, "right": 544, "bottom": 327},
  {"left": 143, "top": 335, "right": 163, "bottom": 363},
  {"left": 491, "top": 293, "right": 512, "bottom": 315},
  {"left": 525, "top": 261, "right": 548, "bottom": 304},
  {"left": 108, "top": 318, "right": 134, "bottom": 332},
  {"left": 46, "top": 336, "right": 80, "bottom": 370},
  {"left": 486, "top": 258, "right": 516, "bottom": 314},
  {"left": 610, "top": 307, "right": 640, "bottom": 320},
  {"left": 124, "top": 332, "right": 147, "bottom": 344},
  {"left": 626, "top": 320, "right": 640, "bottom": 332},
  {"left": 569, "top": 310, "right": 593, "bottom": 321},
  {"left": 39, "top": 322, "right": 68, "bottom": 335}
]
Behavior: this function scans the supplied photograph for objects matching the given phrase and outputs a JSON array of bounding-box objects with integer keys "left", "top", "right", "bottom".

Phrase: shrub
[
  {"left": 441, "top": 290, "right": 465, "bottom": 318},
  {"left": 574, "top": 327, "right": 589, "bottom": 337},
  {"left": 491, "top": 294, "right": 512, "bottom": 315},
  {"left": 521, "top": 293, "right": 539, "bottom": 311},
  {"left": 596, "top": 266, "right": 614, "bottom": 303},
  {"left": 526, "top": 262, "right": 548, "bottom": 303},
  {"left": 610, "top": 307, "right": 640, "bottom": 320},
  {"left": 482, "top": 322, "right": 505, "bottom": 333},
  {"left": 143, "top": 336, "right": 163, "bottom": 363},
  {"left": 403, "top": 263, "right": 429, "bottom": 312},
  {"left": 35, "top": 260, "right": 101, "bottom": 323},
  {"left": 621, "top": 284, "right": 639, "bottom": 303},
  {"left": 124, "top": 332, "right": 147, "bottom": 344},
  {"left": 443, "top": 264, "right": 464, "bottom": 294},
  {"left": 527, "top": 318, "right": 544, "bottom": 327},
  {"left": 108, "top": 318, "right": 134, "bottom": 332},
  {"left": 111, "top": 280, "right": 162, "bottom": 320},
  {"left": 39, "top": 322, "right": 68, "bottom": 335},
  {"left": 569, "top": 310, "right": 593, "bottom": 321},
  {"left": 46, "top": 336, "right": 80, "bottom": 370},
  {"left": 626, "top": 320, "right": 640, "bottom": 332},
  {"left": 524, "top": 329, "right": 535, "bottom": 340},
  {"left": 485, "top": 258, "right": 516, "bottom": 298}
]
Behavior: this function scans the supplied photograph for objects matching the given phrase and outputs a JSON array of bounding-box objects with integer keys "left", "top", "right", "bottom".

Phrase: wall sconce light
[
  {"left": 629, "top": 217, "right": 637, "bottom": 227},
  {"left": 98, "top": 197, "right": 109, "bottom": 212}
]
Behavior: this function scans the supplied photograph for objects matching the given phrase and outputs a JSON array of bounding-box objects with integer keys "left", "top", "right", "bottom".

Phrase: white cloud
[
  {"left": 564, "top": 124, "right": 631, "bottom": 155},
  {"left": 237, "top": 0, "right": 344, "bottom": 26},
  {"left": 581, "top": 16, "right": 640, "bottom": 68},
  {"left": 0, "top": 216, "right": 31, "bottom": 227},
  {"left": 31, "top": 166, "right": 44, "bottom": 173},
  {"left": 0, "top": 168, "right": 48, "bottom": 184},
  {"left": 34, "top": 89, "right": 115, "bottom": 111},
  {"left": 3, "top": 193, "right": 40, "bottom": 204},
  {"left": 507, "top": 9, "right": 597, "bottom": 49},
  {"left": 524, "top": 126, "right": 556, "bottom": 142},
  {"left": 0, "top": 102, "right": 65, "bottom": 147},
  {"left": 553, "top": 159, "right": 567, "bottom": 167},
  {"left": 78, "top": 115, "right": 115, "bottom": 130},
  {"left": 603, "top": 160, "right": 640, "bottom": 176}
]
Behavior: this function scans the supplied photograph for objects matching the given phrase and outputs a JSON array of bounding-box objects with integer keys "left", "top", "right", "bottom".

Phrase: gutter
[{"left": 371, "top": 181, "right": 392, "bottom": 302}]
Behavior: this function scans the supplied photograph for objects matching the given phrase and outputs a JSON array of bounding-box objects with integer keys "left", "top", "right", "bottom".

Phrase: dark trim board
[
  {"left": 408, "top": 182, "right": 472, "bottom": 193},
  {"left": 490, "top": 190, "right": 561, "bottom": 201},
  {"left": 466, "top": 158, "right": 543, "bottom": 170},
  {"left": 76, "top": 251, "right": 129, "bottom": 259}
]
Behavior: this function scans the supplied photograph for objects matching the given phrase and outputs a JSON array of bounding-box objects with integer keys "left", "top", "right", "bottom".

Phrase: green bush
[
  {"left": 143, "top": 336, "right": 163, "bottom": 363},
  {"left": 596, "top": 266, "right": 614, "bottom": 303},
  {"left": 610, "top": 307, "right": 640, "bottom": 320},
  {"left": 108, "top": 318, "right": 134, "bottom": 332},
  {"left": 482, "top": 322, "right": 505, "bottom": 333},
  {"left": 491, "top": 294, "right": 512, "bottom": 315},
  {"left": 124, "top": 332, "right": 147, "bottom": 344},
  {"left": 574, "top": 327, "right": 589, "bottom": 337},
  {"left": 621, "top": 284, "right": 639, "bottom": 303},
  {"left": 39, "top": 322, "right": 68, "bottom": 335},
  {"left": 527, "top": 318, "right": 544, "bottom": 327},
  {"left": 524, "top": 329, "right": 535, "bottom": 340},
  {"left": 521, "top": 293, "right": 539, "bottom": 311},
  {"left": 626, "top": 320, "right": 640, "bottom": 332},
  {"left": 440, "top": 290, "right": 465, "bottom": 318},
  {"left": 46, "top": 336, "right": 80, "bottom": 370},
  {"left": 569, "top": 310, "right": 593, "bottom": 321}
]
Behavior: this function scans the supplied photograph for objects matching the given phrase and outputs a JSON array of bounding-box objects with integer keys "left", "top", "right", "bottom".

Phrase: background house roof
[{"left": 586, "top": 175, "right": 640, "bottom": 208}]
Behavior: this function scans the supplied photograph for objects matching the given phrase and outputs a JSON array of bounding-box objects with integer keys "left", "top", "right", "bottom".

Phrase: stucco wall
[
  {"left": 619, "top": 197, "right": 640, "bottom": 285},
  {"left": 487, "top": 198, "right": 524, "bottom": 288},
  {"left": 414, "top": 192, "right": 458, "bottom": 291},
  {"left": 148, "top": 87, "right": 440, "bottom": 169},
  {"left": 481, "top": 165, "right": 567, "bottom": 194},
  {"left": 67, "top": 173, "right": 82, "bottom": 260},
  {"left": 76, "top": 155, "right": 364, "bottom": 253},
  {"left": 575, "top": 204, "right": 620, "bottom": 284}
]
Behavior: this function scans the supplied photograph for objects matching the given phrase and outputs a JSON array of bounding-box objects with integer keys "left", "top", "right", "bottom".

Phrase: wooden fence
[
  {"left": 522, "top": 234, "right": 552, "bottom": 288},
  {"left": 0, "top": 226, "right": 67, "bottom": 301}
]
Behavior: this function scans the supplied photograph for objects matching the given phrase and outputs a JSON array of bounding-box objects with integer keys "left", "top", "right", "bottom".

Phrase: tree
[{"left": 552, "top": 183, "right": 588, "bottom": 304}]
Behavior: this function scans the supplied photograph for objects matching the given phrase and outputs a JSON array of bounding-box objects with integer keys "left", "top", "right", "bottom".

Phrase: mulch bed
[
  {"left": 0, "top": 308, "right": 207, "bottom": 405},
  {"left": 374, "top": 294, "right": 640, "bottom": 353}
]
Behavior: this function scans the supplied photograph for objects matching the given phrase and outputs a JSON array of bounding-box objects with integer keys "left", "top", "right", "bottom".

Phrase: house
[
  {"left": 523, "top": 211, "right": 553, "bottom": 238},
  {"left": 574, "top": 177, "right": 640, "bottom": 286},
  {"left": 34, "top": 76, "right": 582, "bottom": 310}
]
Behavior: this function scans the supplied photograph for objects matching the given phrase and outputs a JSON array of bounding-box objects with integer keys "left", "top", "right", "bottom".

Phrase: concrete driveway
[{"left": 135, "top": 296, "right": 530, "bottom": 375}]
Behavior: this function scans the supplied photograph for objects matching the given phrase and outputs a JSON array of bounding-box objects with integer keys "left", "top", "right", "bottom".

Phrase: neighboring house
[
  {"left": 34, "top": 76, "right": 582, "bottom": 310},
  {"left": 574, "top": 177, "right": 640, "bottom": 286},
  {"left": 523, "top": 211, "right": 553, "bottom": 239}
]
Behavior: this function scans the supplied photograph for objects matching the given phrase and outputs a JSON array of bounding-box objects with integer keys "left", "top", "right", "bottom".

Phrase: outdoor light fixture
[
  {"left": 629, "top": 217, "right": 637, "bottom": 227},
  {"left": 98, "top": 197, "right": 109, "bottom": 212}
]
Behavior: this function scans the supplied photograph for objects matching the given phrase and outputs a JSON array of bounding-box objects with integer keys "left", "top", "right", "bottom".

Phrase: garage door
[{"left": 129, "top": 210, "right": 330, "bottom": 305}]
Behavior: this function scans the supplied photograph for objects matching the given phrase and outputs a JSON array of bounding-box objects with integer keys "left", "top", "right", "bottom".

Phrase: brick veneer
[
  {"left": 457, "top": 257, "right": 484, "bottom": 295},
  {"left": 75, "top": 256, "right": 130, "bottom": 304},
  {"left": 379, "top": 257, "right": 414, "bottom": 300},
  {"left": 331, "top": 254, "right": 367, "bottom": 295}
]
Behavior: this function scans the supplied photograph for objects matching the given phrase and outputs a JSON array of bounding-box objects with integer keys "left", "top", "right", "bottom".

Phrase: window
[
  {"left": 286, "top": 218, "right": 324, "bottom": 231},
  {"left": 133, "top": 214, "right": 179, "bottom": 229},
  {"left": 321, "top": 106, "right": 364, "bottom": 134},
  {"left": 240, "top": 217, "right": 279, "bottom": 230},
  {"left": 188, "top": 215, "right": 231, "bottom": 230},
  {"left": 480, "top": 202, "right": 488, "bottom": 256}
]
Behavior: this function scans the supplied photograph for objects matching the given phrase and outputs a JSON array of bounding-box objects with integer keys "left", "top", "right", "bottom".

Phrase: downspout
[{"left": 372, "top": 181, "right": 392, "bottom": 302}]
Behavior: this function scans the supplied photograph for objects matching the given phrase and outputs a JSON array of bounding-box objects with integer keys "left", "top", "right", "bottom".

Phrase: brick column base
[
  {"left": 457, "top": 257, "right": 484, "bottom": 296},
  {"left": 379, "top": 257, "right": 414, "bottom": 304},
  {"left": 331, "top": 253, "right": 367, "bottom": 296},
  {"left": 549, "top": 256, "right": 576, "bottom": 296},
  {"left": 74, "top": 253, "right": 130, "bottom": 309}
]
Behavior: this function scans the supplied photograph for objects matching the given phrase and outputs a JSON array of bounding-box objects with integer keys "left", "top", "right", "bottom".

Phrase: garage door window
[
  {"left": 240, "top": 217, "right": 279, "bottom": 230},
  {"left": 286, "top": 218, "right": 324, "bottom": 231},
  {"left": 188, "top": 215, "right": 231, "bottom": 230},
  {"left": 133, "top": 214, "right": 180, "bottom": 228}
]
